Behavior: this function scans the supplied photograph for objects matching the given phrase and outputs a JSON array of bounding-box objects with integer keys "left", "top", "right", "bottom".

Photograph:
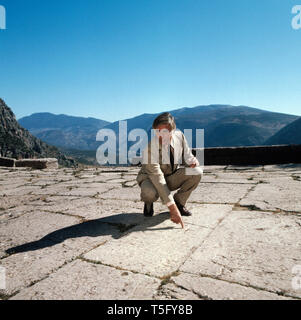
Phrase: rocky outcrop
[{"left": 0, "top": 98, "right": 76, "bottom": 167}]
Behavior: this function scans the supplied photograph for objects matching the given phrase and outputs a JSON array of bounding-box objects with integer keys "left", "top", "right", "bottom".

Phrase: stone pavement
[{"left": 0, "top": 164, "right": 301, "bottom": 300}]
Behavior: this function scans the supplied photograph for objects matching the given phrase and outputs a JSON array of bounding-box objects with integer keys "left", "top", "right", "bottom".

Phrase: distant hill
[
  {"left": 105, "top": 105, "right": 298, "bottom": 148},
  {"left": 0, "top": 99, "right": 76, "bottom": 167},
  {"left": 264, "top": 117, "right": 301, "bottom": 145},
  {"left": 19, "top": 113, "right": 110, "bottom": 150}
]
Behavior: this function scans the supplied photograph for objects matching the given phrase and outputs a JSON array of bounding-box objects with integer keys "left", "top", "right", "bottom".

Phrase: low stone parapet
[
  {"left": 0, "top": 156, "right": 16, "bottom": 167},
  {"left": 15, "top": 158, "right": 58, "bottom": 169},
  {"left": 193, "top": 144, "right": 301, "bottom": 165}
]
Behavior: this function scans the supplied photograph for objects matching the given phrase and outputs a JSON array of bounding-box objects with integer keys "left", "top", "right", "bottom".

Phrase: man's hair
[{"left": 152, "top": 112, "right": 176, "bottom": 131}]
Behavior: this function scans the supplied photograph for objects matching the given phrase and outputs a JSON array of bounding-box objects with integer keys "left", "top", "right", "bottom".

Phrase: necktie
[{"left": 170, "top": 145, "right": 175, "bottom": 171}]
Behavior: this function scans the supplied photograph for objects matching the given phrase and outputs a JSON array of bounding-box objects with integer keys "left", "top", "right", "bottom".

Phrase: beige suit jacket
[{"left": 136, "top": 129, "right": 197, "bottom": 205}]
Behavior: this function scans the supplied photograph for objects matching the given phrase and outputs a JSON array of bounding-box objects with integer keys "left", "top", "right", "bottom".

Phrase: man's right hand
[{"left": 168, "top": 204, "right": 184, "bottom": 229}]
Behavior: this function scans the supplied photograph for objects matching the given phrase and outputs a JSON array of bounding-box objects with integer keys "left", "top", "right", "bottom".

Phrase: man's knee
[
  {"left": 141, "top": 189, "right": 159, "bottom": 203},
  {"left": 189, "top": 170, "right": 203, "bottom": 187},
  {"left": 140, "top": 181, "right": 159, "bottom": 203}
]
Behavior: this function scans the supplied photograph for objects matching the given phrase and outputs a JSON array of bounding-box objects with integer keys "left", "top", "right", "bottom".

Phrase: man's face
[{"left": 155, "top": 124, "right": 172, "bottom": 145}]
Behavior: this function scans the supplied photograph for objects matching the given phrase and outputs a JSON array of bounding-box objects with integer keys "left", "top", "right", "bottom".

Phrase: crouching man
[{"left": 136, "top": 112, "right": 203, "bottom": 228}]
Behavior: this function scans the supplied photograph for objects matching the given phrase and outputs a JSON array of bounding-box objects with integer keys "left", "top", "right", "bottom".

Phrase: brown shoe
[{"left": 175, "top": 200, "right": 192, "bottom": 216}]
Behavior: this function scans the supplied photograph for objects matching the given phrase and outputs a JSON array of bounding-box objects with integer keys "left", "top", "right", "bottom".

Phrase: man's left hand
[{"left": 190, "top": 158, "right": 200, "bottom": 168}]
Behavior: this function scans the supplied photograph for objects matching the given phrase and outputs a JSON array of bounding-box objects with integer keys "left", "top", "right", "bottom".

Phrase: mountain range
[
  {"left": 104, "top": 105, "right": 299, "bottom": 148},
  {"left": 0, "top": 101, "right": 295, "bottom": 166},
  {"left": 19, "top": 104, "right": 300, "bottom": 152},
  {"left": 19, "top": 113, "right": 110, "bottom": 150}
]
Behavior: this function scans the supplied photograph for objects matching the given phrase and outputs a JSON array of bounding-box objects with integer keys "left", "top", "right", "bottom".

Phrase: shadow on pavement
[{"left": 5, "top": 211, "right": 172, "bottom": 255}]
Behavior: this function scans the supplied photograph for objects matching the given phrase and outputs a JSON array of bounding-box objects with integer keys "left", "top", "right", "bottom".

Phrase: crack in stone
[
  {"left": 42, "top": 209, "right": 87, "bottom": 222},
  {"left": 173, "top": 281, "right": 212, "bottom": 300},
  {"left": 292, "top": 175, "right": 301, "bottom": 182},
  {"left": 2, "top": 239, "right": 116, "bottom": 299},
  {"left": 78, "top": 256, "right": 162, "bottom": 283},
  {"left": 237, "top": 183, "right": 258, "bottom": 203},
  {"left": 0, "top": 211, "right": 34, "bottom": 225},
  {"left": 176, "top": 209, "right": 233, "bottom": 275},
  {"left": 233, "top": 203, "right": 263, "bottom": 212},
  {"left": 233, "top": 203, "right": 301, "bottom": 216},
  {"left": 0, "top": 290, "right": 20, "bottom": 300},
  {"left": 181, "top": 270, "right": 301, "bottom": 300},
  {"left": 0, "top": 247, "right": 101, "bottom": 299},
  {"left": 201, "top": 181, "right": 257, "bottom": 185},
  {"left": 190, "top": 201, "right": 236, "bottom": 205}
]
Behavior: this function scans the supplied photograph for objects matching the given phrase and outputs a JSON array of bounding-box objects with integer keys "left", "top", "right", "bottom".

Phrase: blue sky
[{"left": 0, "top": 0, "right": 300, "bottom": 122}]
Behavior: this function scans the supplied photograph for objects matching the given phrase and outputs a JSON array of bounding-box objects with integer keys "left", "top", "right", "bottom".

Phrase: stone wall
[
  {"left": 0, "top": 157, "right": 58, "bottom": 169},
  {"left": 193, "top": 144, "right": 301, "bottom": 165},
  {"left": 0, "top": 156, "right": 15, "bottom": 167},
  {"left": 15, "top": 158, "right": 58, "bottom": 169}
]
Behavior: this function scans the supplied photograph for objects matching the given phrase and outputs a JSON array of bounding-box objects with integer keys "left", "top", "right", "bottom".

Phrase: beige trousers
[{"left": 139, "top": 167, "right": 202, "bottom": 206}]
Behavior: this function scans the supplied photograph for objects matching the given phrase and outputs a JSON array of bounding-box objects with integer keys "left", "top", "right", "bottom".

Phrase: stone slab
[
  {"left": 0, "top": 204, "right": 35, "bottom": 222},
  {"left": 264, "top": 164, "right": 301, "bottom": 172},
  {"left": 10, "top": 259, "right": 160, "bottom": 300},
  {"left": 1, "top": 185, "right": 43, "bottom": 196},
  {"left": 239, "top": 176, "right": 301, "bottom": 212},
  {"left": 0, "top": 194, "right": 42, "bottom": 211},
  {"left": 186, "top": 204, "right": 233, "bottom": 228},
  {"left": 188, "top": 183, "right": 254, "bottom": 204},
  {"left": 59, "top": 198, "right": 146, "bottom": 222},
  {"left": 30, "top": 196, "right": 99, "bottom": 214},
  {"left": 28, "top": 195, "right": 81, "bottom": 208},
  {"left": 203, "top": 166, "right": 227, "bottom": 173},
  {"left": 29, "top": 184, "right": 114, "bottom": 197},
  {"left": 99, "top": 186, "right": 142, "bottom": 201},
  {"left": 0, "top": 210, "right": 80, "bottom": 258},
  {"left": 83, "top": 205, "right": 232, "bottom": 278},
  {"left": 202, "top": 172, "right": 258, "bottom": 184},
  {"left": 0, "top": 222, "right": 120, "bottom": 296},
  {"left": 180, "top": 210, "right": 301, "bottom": 298},
  {"left": 167, "top": 273, "right": 292, "bottom": 300},
  {"left": 58, "top": 201, "right": 232, "bottom": 229}
]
